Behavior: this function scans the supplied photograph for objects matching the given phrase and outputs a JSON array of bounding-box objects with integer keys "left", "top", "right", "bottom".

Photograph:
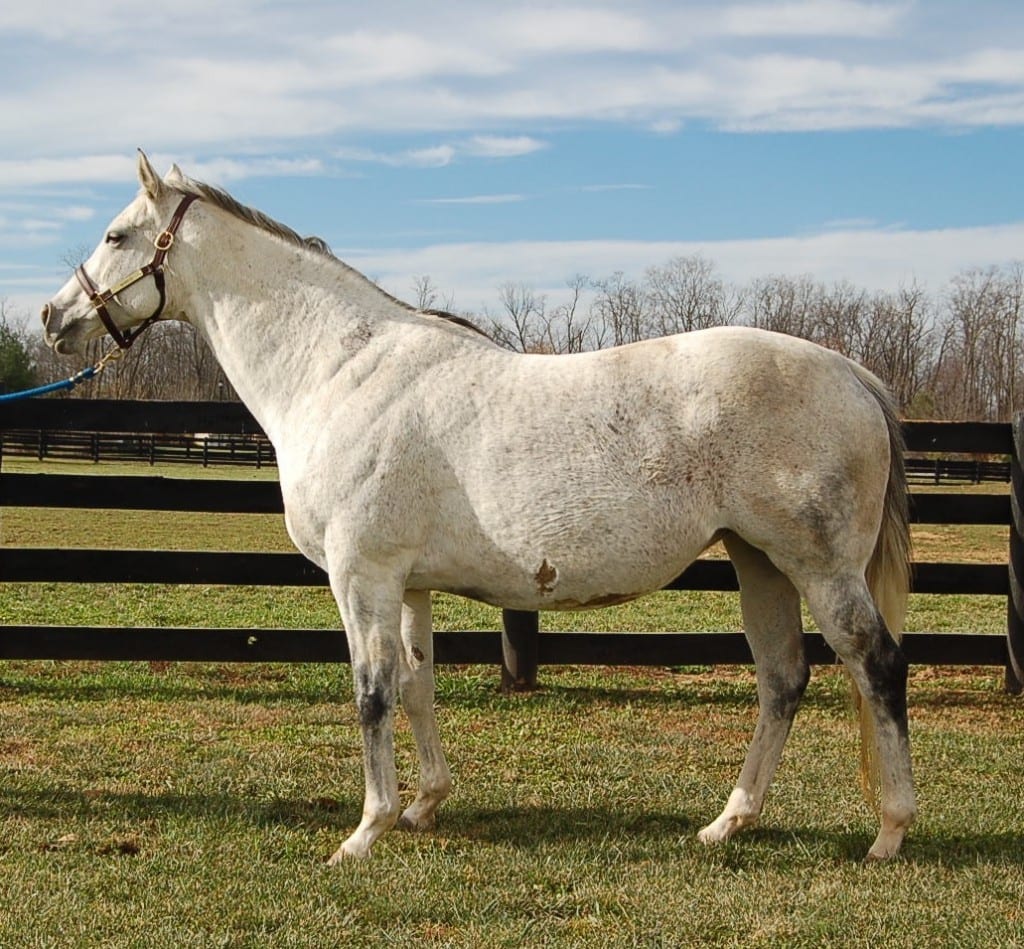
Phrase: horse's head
[{"left": 42, "top": 151, "right": 196, "bottom": 356}]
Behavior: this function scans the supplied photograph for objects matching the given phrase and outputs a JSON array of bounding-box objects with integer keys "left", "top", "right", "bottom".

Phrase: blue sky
[{"left": 3, "top": 0, "right": 1024, "bottom": 322}]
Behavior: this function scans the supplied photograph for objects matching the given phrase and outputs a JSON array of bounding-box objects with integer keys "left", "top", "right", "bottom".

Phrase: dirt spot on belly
[{"left": 534, "top": 559, "right": 558, "bottom": 595}]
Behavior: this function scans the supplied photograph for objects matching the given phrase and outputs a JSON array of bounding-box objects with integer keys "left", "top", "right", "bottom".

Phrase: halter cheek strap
[{"left": 75, "top": 193, "right": 198, "bottom": 351}]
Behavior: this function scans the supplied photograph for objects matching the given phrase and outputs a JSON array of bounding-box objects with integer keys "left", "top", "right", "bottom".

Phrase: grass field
[{"left": 1, "top": 460, "right": 1022, "bottom": 946}]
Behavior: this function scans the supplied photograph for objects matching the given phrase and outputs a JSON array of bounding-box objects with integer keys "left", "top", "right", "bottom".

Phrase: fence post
[
  {"left": 501, "top": 609, "right": 539, "bottom": 693},
  {"left": 1006, "top": 412, "right": 1024, "bottom": 694}
]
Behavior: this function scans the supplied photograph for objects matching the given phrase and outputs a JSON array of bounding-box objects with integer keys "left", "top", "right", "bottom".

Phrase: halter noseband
[{"left": 74, "top": 193, "right": 198, "bottom": 350}]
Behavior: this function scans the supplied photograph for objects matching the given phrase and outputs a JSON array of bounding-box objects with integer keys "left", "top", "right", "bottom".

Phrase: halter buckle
[{"left": 154, "top": 230, "right": 175, "bottom": 252}]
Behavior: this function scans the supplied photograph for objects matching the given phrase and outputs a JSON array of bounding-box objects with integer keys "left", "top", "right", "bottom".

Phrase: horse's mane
[{"left": 167, "top": 171, "right": 489, "bottom": 339}]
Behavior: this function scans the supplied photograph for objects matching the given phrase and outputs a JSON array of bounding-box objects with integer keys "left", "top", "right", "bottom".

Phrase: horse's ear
[
  {"left": 137, "top": 150, "right": 166, "bottom": 201},
  {"left": 166, "top": 163, "right": 185, "bottom": 186}
]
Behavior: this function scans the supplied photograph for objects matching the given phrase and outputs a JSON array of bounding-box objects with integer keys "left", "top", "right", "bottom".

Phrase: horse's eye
[{"left": 105, "top": 231, "right": 126, "bottom": 247}]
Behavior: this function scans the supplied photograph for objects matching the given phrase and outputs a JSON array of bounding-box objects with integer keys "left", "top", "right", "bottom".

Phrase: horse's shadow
[
  {"left": 5, "top": 785, "right": 1019, "bottom": 868},
  {"left": 444, "top": 805, "right": 1024, "bottom": 868}
]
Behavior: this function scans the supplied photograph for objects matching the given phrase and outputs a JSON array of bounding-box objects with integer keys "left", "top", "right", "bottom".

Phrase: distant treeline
[{"left": 17, "top": 254, "right": 1024, "bottom": 422}]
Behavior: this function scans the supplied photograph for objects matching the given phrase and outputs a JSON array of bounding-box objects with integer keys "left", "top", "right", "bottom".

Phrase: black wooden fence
[
  {"left": 2, "top": 399, "right": 1023, "bottom": 694},
  {"left": 0, "top": 427, "right": 274, "bottom": 467},
  {"left": 0, "top": 423, "right": 1008, "bottom": 484}
]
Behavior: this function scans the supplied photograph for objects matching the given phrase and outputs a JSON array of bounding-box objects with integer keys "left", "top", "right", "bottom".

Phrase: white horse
[{"left": 42, "top": 152, "right": 915, "bottom": 862}]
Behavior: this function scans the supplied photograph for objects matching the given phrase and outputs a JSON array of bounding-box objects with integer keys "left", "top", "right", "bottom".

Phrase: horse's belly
[{"left": 409, "top": 532, "right": 707, "bottom": 612}]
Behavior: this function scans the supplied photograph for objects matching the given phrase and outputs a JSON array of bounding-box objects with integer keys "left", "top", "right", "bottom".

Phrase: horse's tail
[{"left": 850, "top": 363, "right": 912, "bottom": 805}]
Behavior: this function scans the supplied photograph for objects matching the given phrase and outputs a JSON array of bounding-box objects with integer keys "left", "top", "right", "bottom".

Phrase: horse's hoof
[
  {"left": 864, "top": 846, "right": 903, "bottom": 863},
  {"left": 397, "top": 808, "right": 436, "bottom": 833},
  {"left": 697, "top": 824, "right": 727, "bottom": 846},
  {"left": 327, "top": 839, "right": 371, "bottom": 863}
]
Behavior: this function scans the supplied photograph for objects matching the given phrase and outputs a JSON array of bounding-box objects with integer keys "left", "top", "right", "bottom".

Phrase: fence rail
[
  {"left": 904, "top": 457, "right": 1010, "bottom": 484},
  {"left": 0, "top": 399, "right": 1014, "bottom": 483},
  {"left": 2, "top": 399, "right": 1023, "bottom": 693},
  {"left": 0, "top": 428, "right": 275, "bottom": 468},
  {"left": 0, "top": 431, "right": 1011, "bottom": 484}
]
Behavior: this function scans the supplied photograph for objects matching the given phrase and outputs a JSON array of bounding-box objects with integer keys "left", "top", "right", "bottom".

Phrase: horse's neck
[{"left": 183, "top": 221, "right": 414, "bottom": 446}]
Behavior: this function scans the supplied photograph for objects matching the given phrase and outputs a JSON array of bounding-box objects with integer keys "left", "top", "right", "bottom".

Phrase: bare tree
[
  {"left": 744, "top": 274, "right": 820, "bottom": 340},
  {"left": 854, "top": 285, "right": 937, "bottom": 415},
  {"left": 644, "top": 255, "right": 742, "bottom": 336},
  {"left": 411, "top": 274, "right": 439, "bottom": 311},
  {"left": 938, "top": 265, "right": 1024, "bottom": 421},
  {"left": 486, "top": 281, "right": 550, "bottom": 352},
  {"left": 411, "top": 274, "right": 457, "bottom": 313},
  {"left": 543, "top": 274, "right": 596, "bottom": 354},
  {"left": 59, "top": 244, "right": 93, "bottom": 271},
  {"left": 811, "top": 281, "right": 868, "bottom": 357},
  {"left": 590, "top": 271, "right": 649, "bottom": 346}
]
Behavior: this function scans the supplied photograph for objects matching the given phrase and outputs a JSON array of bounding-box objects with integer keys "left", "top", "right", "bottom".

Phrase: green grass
[
  {"left": 1, "top": 462, "right": 1022, "bottom": 946},
  {"left": 0, "top": 662, "right": 1021, "bottom": 946}
]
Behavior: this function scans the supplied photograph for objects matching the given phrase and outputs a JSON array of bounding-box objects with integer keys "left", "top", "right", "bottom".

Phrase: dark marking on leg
[
  {"left": 829, "top": 591, "right": 909, "bottom": 730},
  {"left": 411, "top": 646, "right": 424, "bottom": 663},
  {"left": 764, "top": 664, "right": 810, "bottom": 721},
  {"left": 864, "top": 634, "right": 909, "bottom": 728},
  {"left": 359, "top": 689, "right": 389, "bottom": 728},
  {"left": 355, "top": 666, "right": 394, "bottom": 728}
]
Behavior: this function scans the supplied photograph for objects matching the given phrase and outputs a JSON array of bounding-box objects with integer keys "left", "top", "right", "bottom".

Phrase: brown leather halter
[{"left": 74, "top": 193, "right": 198, "bottom": 350}]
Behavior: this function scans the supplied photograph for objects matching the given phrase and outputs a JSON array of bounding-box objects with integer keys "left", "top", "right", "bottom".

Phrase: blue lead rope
[{"left": 0, "top": 365, "right": 100, "bottom": 403}]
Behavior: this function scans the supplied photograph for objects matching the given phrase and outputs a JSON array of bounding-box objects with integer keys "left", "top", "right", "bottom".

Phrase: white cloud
[
  {"left": 319, "top": 29, "right": 508, "bottom": 84},
  {"left": 404, "top": 146, "right": 458, "bottom": 167},
  {"left": 944, "top": 47, "right": 1024, "bottom": 86},
  {"left": 0, "top": 155, "right": 137, "bottom": 188},
  {"left": 60, "top": 206, "right": 96, "bottom": 222},
  {"left": 0, "top": 199, "right": 96, "bottom": 250},
  {"left": 173, "top": 157, "right": 326, "bottom": 184},
  {"left": 335, "top": 137, "right": 545, "bottom": 168},
  {"left": 0, "top": 0, "right": 255, "bottom": 42},
  {"left": 1, "top": 2, "right": 1023, "bottom": 168},
  {"left": 718, "top": 1, "right": 906, "bottom": 38},
  {"left": 649, "top": 118, "right": 684, "bottom": 134},
  {"left": 0, "top": 154, "right": 324, "bottom": 190},
  {"left": 347, "top": 221, "right": 1024, "bottom": 315},
  {"left": 418, "top": 194, "right": 526, "bottom": 205},
  {"left": 335, "top": 144, "right": 457, "bottom": 168},
  {"left": 495, "top": 7, "right": 661, "bottom": 53},
  {"left": 463, "top": 135, "right": 547, "bottom": 158}
]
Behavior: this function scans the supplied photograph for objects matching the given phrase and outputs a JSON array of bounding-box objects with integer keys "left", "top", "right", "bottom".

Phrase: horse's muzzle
[
  {"left": 40, "top": 302, "right": 61, "bottom": 349},
  {"left": 41, "top": 302, "right": 74, "bottom": 353}
]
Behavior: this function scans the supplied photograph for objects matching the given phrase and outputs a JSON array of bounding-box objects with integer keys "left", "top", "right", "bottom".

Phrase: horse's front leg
[
  {"left": 397, "top": 590, "right": 451, "bottom": 832},
  {"left": 326, "top": 566, "right": 404, "bottom": 862}
]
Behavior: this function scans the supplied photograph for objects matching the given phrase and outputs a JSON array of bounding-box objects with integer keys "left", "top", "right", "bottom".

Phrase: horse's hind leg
[
  {"left": 396, "top": 590, "right": 451, "bottom": 832},
  {"left": 698, "top": 534, "right": 809, "bottom": 846},
  {"left": 804, "top": 575, "right": 915, "bottom": 860}
]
